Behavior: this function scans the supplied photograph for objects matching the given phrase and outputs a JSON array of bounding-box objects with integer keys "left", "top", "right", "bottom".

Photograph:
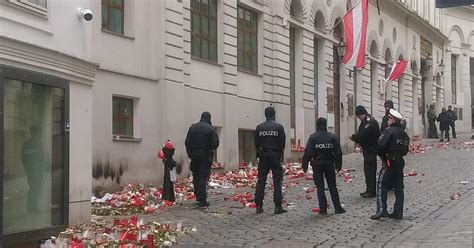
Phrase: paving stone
[{"left": 144, "top": 136, "right": 474, "bottom": 247}]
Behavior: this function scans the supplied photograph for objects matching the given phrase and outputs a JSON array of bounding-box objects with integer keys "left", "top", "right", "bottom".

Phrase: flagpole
[{"left": 328, "top": 0, "right": 362, "bottom": 33}]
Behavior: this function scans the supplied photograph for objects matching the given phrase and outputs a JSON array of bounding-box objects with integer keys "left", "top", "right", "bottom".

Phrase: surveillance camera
[{"left": 77, "top": 8, "right": 93, "bottom": 21}]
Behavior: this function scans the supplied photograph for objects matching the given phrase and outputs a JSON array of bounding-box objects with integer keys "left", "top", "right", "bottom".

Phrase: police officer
[
  {"left": 302, "top": 118, "right": 346, "bottom": 215},
  {"left": 381, "top": 100, "right": 394, "bottom": 131},
  {"left": 447, "top": 105, "right": 457, "bottom": 138},
  {"left": 185, "top": 111, "right": 219, "bottom": 207},
  {"left": 371, "top": 109, "right": 409, "bottom": 220},
  {"left": 350, "top": 106, "right": 381, "bottom": 198},
  {"left": 254, "top": 106, "right": 287, "bottom": 214}
]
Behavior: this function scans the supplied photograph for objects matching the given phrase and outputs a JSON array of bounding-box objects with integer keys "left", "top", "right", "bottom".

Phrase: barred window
[
  {"left": 102, "top": 0, "right": 124, "bottom": 34},
  {"left": 237, "top": 6, "right": 258, "bottom": 73},
  {"left": 191, "top": 0, "right": 218, "bottom": 62}
]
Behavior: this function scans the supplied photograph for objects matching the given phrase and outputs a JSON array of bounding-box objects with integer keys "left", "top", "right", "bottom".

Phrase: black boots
[
  {"left": 335, "top": 207, "right": 346, "bottom": 214},
  {"left": 389, "top": 213, "right": 403, "bottom": 220},
  {"left": 198, "top": 200, "right": 209, "bottom": 207},
  {"left": 274, "top": 204, "right": 287, "bottom": 214},
  {"left": 256, "top": 205, "right": 263, "bottom": 214},
  {"left": 370, "top": 212, "right": 389, "bottom": 220},
  {"left": 360, "top": 191, "right": 376, "bottom": 198}
]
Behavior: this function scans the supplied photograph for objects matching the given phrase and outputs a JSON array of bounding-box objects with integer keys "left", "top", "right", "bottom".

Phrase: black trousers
[
  {"left": 162, "top": 167, "right": 175, "bottom": 202},
  {"left": 450, "top": 122, "right": 456, "bottom": 138},
  {"left": 376, "top": 160, "right": 404, "bottom": 215},
  {"left": 313, "top": 165, "right": 343, "bottom": 211},
  {"left": 440, "top": 130, "right": 450, "bottom": 140},
  {"left": 363, "top": 148, "right": 377, "bottom": 194},
  {"left": 254, "top": 156, "right": 283, "bottom": 205},
  {"left": 190, "top": 157, "right": 211, "bottom": 202}
]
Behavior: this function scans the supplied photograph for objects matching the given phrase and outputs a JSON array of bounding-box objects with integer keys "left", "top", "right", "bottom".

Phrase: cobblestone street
[{"left": 146, "top": 136, "right": 474, "bottom": 248}]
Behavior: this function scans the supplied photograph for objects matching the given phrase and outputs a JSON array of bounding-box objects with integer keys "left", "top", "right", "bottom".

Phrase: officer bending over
[{"left": 302, "top": 118, "right": 346, "bottom": 215}]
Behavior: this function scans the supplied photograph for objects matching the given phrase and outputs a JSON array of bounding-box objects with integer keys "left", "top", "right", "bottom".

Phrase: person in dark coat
[
  {"left": 159, "top": 140, "right": 177, "bottom": 202},
  {"left": 254, "top": 106, "right": 287, "bottom": 214},
  {"left": 185, "top": 111, "right": 220, "bottom": 207},
  {"left": 22, "top": 125, "right": 48, "bottom": 212},
  {"left": 371, "top": 109, "right": 409, "bottom": 220},
  {"left": 381, "top": 100, "right": 394, "bottom": 131},
  {"left": 302, "top": 117, "right": 345, "bottom": 215},
  {"left": 437, "top": 107, "right": 451, "bottom": 142},
  {"left": 447, "top": 105, "right": 457, "bottom": 138},
  {"left": 350, "top": 106, "right": 381, "bottom": 198},
  {"left": 427, "top": 104, "right": 438, "bottom": 139}
]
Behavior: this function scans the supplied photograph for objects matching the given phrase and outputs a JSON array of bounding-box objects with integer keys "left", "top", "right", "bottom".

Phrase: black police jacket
[
  {"left": 381, "top": 114, "right": 389, "bottom": 131},
  {"left": 351, "top": 115, "right": 380, "bottom": 149},
  {"left": 437, "top": 112, "right": 451, "bottom": 131},
  {"left": 255, "top": 117, "right": 285, "bottom": 158},
  {"left": 302, "top": 129, "right": 342, "bottom": 170},
  {"left": 377, "top": 122, "right": 409, "bottom": 161},
  {"left": 185, "top": 119, "right": 219, "bottom": 160}
]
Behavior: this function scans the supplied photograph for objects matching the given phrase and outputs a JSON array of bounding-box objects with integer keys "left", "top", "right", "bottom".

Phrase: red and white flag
[
  {"left": 386, "top": 60, "right": 408, "bottom": 82},
  {"left": 342, "top": 0, "right": 369, "bottom": 68}
]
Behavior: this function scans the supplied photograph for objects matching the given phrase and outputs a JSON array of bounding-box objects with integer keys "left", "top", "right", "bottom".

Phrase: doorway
[{"left": 1, "top": 66, "right": 69, "bottom": 245}]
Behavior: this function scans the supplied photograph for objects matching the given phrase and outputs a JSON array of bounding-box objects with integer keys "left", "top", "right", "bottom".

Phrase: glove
[
  {"left": 335, "top": 166, "right": 341, "bottom": 173},
  {"left": 302, "top": 164, "right": 308, "bottom": 173}
]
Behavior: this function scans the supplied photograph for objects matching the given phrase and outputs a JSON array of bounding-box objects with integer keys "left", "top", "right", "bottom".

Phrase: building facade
[{"left": 0, "top": 0, "right": 472, "bottom": 244}]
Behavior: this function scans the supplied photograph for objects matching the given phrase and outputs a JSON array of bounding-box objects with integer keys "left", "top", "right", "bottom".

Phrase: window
[
  {"left": 113, "top": 97, "right": 134, "bottom": 137},
  {"left": 451, "top": 55, "right": 457, "bottom": 104},
  {"left": 238, "top": 130, "right": 256, "bottom": 164},
  {"left": 102, "top": 0, "right": 124, "bottom": 34},
  {"left": 237, "top": 6, "right": 258, "bottom": 73},
  {"left": 191, "top": 0, "right": 218, "bottom": 62},
  {"left": 327, "top": 87, "right": 334, "bottom": 112},
  {"left": 8, "top": 0, "right": 47, "bottom": 14},
  {"left": 24, "top": 0, "right": 46, "bottom": 8}
]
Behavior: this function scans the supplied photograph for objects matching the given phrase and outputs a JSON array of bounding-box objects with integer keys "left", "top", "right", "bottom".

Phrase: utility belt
[
  {"left": 311, "top": 159, "right": 334, "bottom": 166},
  {"left": 383, "top": 156, "right": 404, "bottom": 168}
]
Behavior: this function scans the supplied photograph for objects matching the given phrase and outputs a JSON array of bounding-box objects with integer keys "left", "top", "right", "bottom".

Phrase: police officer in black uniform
[
  {"left": 254, "top": 106, "right": 287, "bottom": 214},
  {"left": 350, "top": 106, "right": 381, "bottom": 198},
  {"left": 371, "top": 109, "right": 409, "bottom": 220},
  {"left": 185, "top": 111, "right": 220, "bottom": 207},
  {"left": 381, "top": 100, "right": 394, "bottom": 132},
  {"left": 302, "top": 118, "right": 346, "bottom": 215}
]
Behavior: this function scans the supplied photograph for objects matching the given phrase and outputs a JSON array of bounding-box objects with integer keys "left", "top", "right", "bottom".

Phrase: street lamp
[
  {"left": 336, "top": 41, "right": 346, "bottom": 60},
  {"left": 425, "top": 54, "right": 433, "bottom": 68}
]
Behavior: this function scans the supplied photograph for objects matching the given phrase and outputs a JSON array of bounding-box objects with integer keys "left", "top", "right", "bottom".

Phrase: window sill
[
  {"left": 113, "top": 136, "right": 142, "bottom": 142},
  {"left": 191, "top": 56, "right": 221, "bottom": 66},
  {"left": 238, "top": 69, "right": 262, "bottom": 77},
  {"left": 101, "top": 29, "right": 135, "bottom": 40}
]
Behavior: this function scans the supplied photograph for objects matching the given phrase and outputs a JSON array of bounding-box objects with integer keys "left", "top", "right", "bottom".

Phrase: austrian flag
[
  {"left": 386, "top": 60, "right": 408, "bottom": 82},
  {"left": 342, "top": 0, "right": 369, "bottom": 68}
]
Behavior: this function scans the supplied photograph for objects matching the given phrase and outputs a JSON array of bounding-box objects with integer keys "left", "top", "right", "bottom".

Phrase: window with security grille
[
  {"left": 102, "top": 0, "right": 124, "bottom": 34},
  {"left": 237, "top": 6, "right": 258, "bottom": 73},
  {"left": 191, "top": 0, "right": 218, "bottom": 62}
]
